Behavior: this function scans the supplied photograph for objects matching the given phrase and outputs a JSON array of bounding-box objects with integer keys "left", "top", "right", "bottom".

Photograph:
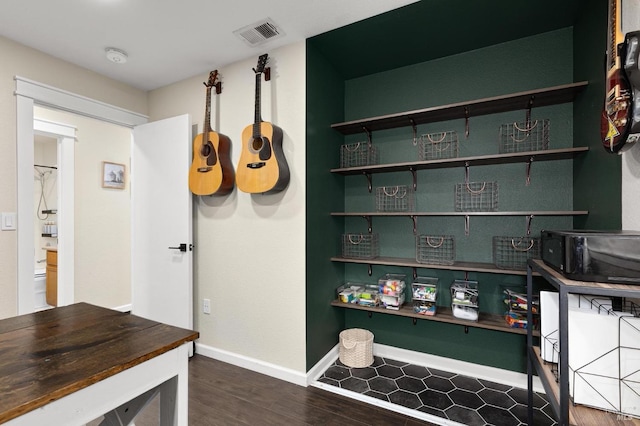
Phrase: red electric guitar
[
  {"left": 189, "top": 71, "right": 235, "bottom": 195},
  {"left": 601, "top": 0, "right": 640, "bottom": 153}
]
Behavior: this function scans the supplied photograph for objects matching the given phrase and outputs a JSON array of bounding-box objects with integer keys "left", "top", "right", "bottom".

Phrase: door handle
[{"left": 168, "top": 243, "right": 193, "bottom": 252}]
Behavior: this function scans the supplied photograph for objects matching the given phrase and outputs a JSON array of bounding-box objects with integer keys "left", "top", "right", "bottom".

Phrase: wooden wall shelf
[
  {"left": 331, "top": 82, "right": 588, "bottom": 135},
  {"left": 331, "top": 300, "right": 538, "bottom": 336},
  {"left": 331, "top": 147, "right": 589, "bottom": 175},
  {"left": 331, "top": 256, "right": 540, "bottom": 277}
]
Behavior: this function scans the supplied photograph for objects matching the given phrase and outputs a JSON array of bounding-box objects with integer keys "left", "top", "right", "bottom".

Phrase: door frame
[{"left": 15, "top": 76, "right": 148, "bottom": 314}]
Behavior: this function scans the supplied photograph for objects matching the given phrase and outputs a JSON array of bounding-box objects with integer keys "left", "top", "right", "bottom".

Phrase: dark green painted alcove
[{"left": 306, "top": 0, "right": 620, "bottom": 372}]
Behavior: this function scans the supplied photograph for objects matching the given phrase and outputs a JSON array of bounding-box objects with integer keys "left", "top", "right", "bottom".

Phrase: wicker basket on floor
[{"left": 339, "top": 328, "right": 374, "bottom": 368}]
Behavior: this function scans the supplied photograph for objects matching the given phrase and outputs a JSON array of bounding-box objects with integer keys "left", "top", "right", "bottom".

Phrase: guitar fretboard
[{"left": 253, "top": 72, "right": 262, "bottom": 138}]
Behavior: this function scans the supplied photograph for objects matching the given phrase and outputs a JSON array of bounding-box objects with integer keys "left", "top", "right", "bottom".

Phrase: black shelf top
[{"left": 331, "top": 81, "right": 588, "bottom": 135}]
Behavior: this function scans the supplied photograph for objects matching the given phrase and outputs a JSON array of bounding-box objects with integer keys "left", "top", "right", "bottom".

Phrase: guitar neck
[
  {"left": 607, "top": 0, "right": 624, "bottom": 73},
  {"left": 204, "top": 87, "right": 212, "bottom": 134},
  {"left": 252, "top": 73, "right": 262, "bottom": 138}
]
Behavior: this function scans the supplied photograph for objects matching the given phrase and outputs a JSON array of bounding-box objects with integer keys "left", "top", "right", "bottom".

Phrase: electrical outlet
[{"left": 203, "top": 298, "right": 211, "bottom": 314}]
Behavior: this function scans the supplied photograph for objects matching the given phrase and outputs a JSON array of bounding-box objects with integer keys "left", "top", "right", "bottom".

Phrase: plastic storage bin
[
  {"left": 378, "top": 273, "right": 406, "bottom": 310},
  {"left": 412, "top": 276, "right": 438, "bottom": 316},
  {"left": 451, "top": 280, "right": 479, "bottom": 321}
]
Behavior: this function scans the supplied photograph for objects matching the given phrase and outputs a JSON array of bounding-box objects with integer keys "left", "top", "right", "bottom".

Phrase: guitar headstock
[
  {"left": 203, "top": 70, "right": 222, "bottom": 94},
  {"left": 254, "top": 54, "right": 269, "bottom": 74},
  {"left": 204, "top": 70, "right": 219, "bottom": 88}
]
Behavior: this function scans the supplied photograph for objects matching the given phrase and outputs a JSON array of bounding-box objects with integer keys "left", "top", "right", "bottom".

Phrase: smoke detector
[
  {"left": 105, "top": 47, "right": 128, "bottom": 64},
  {"left": 233, "top": 18, "right": 285, "bottom": 47}
]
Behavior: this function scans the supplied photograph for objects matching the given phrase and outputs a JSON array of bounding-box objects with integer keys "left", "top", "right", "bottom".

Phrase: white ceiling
[{"left": 0, "top": 0, "right": 417, "bottom": 91}]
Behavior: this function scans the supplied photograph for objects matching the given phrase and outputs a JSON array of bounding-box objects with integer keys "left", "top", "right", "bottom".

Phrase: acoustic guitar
[
  {"left": 601, "top": 0, "right": 639, "bottom": 153},
  {"left": 189, "top": 70, "right": 235, "bottom": 195},
  {"left": 236, "top": 54, "right": 290, "bottom": 194}
]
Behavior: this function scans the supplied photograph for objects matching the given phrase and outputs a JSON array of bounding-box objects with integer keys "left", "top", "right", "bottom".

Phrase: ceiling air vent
[{"left": 233, "top": 18, "right": 285, "bottom": 47}]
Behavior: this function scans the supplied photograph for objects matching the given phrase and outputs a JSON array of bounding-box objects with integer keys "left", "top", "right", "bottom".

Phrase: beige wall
[
  {"left": 149, "top": 42, "right": 307, "bottom": 372},
  {"left": 1, "top": 33, "right": 307, "bottom": 373},
  {"left": 0, "top": 35, "right": 147, "bottom": 319},
  {"left": 34, "top": 107, "right": 132, "bottom": 309}
]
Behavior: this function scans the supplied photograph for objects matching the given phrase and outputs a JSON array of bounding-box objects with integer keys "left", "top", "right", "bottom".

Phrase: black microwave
[{"left": 540, "top": 230, "right": 640, "bottom": 284}]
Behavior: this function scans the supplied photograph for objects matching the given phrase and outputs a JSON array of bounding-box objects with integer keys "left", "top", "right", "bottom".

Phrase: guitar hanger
[
  {"left": 203, "top": 70, "right": 222, "bottom": 94},
  {"left": 253, "top": 66, "right": 271, "bottom": 81}
]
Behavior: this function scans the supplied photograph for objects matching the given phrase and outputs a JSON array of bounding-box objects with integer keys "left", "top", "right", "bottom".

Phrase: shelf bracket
[
  {"left": 464, "top": 107, "right": 470, "bottom": 138},
  {"left": 368, "top": 311, "right": 373, "bottom": 318},
  {"left": 363, "top": 126, "right": 372, "bottom": 147},
  {"left": 409, "top": 167, "right": 417, "bottom": 191},
  {"left": 362, "top": 215, "right": 373, "bottom": 234},
  {"left": 525, "top": 156, "right": 534, "bottom": 186},
  {"left": 412, "top": 267, "right": 418, "bottom": 280},
  {"left": 526, "top": 215, "right": 534, "bottom": 236},
  {"left": 464, "top": 161, "right": 470, "bottom": 184},
  {"left": 464, "top": 215, "right": 470, "bottom": 236},
  {"left": 526, "top": 96, "right": 534, "bottom": 126},
  {"left": 412, "top": 318, "right": 418, "bottom": 326},
  {"left": 363, "top": 172, "right": 373, "bottom": 192},
  {"left": 410, "top": 119, "right": 418, "bottom": 146},
  {"left": 464, "top": 326, "right": 469, "bottom": 334},
  {"left": 368, "top": 264, "right": 372, "bottom": 276},
  {"left": 410, "top": 215, "right": 418, "bottom": 235}
]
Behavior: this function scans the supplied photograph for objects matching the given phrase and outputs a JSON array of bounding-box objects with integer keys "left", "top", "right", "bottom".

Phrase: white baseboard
[
  {"left": 195, "top": 341, "right": 543, "bottom": 393},
  {"left": 195, "top": 343, "right": 307, "bottom": 387},
  {"left": 311, "top": 380, "right": 465, "bottom": 426},
  {"left": 306, "top": 345, "right": 339, "bottom": 385},
  {"left": 373, "top": 343, "right": 544, "bottom": 393},
  {"left": 112, "top": 304, "right": 133, "bottom": 313}
]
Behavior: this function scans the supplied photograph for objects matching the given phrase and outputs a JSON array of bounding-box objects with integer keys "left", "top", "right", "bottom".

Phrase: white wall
[
  {"left": 622, "top": 143, "right": 640, "bottom": 230},
  {"left": 149, "top": 42, "right": 307, "bottom": 373}
]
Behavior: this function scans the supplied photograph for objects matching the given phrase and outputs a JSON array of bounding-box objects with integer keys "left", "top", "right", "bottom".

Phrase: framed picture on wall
[{"left": 102, "top": 161, "right": 126, "bottom": 189}]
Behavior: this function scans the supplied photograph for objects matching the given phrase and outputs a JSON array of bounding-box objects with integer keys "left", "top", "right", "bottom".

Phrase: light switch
[{"left": 1, "top": 212, "right": 17, "bottom": 231}]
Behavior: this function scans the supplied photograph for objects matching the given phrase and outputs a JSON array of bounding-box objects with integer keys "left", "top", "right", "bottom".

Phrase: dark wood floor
[{"left": 92, "top": 354, "right": 436, "bottom": 425}]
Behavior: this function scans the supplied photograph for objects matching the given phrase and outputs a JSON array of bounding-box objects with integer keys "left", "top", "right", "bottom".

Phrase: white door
[{"left": 131, "top": 114, "right": 193, "bottom": 330}]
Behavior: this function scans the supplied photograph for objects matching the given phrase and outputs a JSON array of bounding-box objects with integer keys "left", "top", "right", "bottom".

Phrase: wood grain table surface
[{"left": 0, "top": 302, "right": 198, "bottom": 424}]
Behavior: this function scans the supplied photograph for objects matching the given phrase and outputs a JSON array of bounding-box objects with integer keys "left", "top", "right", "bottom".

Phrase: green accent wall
[
  {"left": 573, "top": 0, "right": 622, "bottom": 230},
  {"left": 305, "top": 0, "right": 620, "bottom": 373},
  {"left": 305, "top": 42, "right": 346, "bottom": 370}
]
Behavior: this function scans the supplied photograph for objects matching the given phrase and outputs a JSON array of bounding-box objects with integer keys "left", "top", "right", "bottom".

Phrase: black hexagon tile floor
[{"left": 317, "top": 356, "right": 557, "bottom": 426}]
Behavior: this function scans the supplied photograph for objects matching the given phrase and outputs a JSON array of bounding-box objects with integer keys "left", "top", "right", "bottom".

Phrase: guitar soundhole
[
  {"left": 202, "top": 141, "right": 217, "bottom": 166},
  {"left": 252, "top": 137, "right": 264, "bottom": 151}
]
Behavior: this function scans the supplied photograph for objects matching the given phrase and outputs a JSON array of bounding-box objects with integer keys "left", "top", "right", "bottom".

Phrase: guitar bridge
[
  {"left": 247, "top": 162, "right": 266, "bottom": 169},
  {"left": 197, "top": 166, "right": 212, "bottom": 172}
]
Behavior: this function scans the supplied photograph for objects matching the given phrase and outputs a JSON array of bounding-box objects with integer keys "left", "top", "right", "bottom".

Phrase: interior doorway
[{"left": 15, "top": 76, "right": 147, "bottom": 314}]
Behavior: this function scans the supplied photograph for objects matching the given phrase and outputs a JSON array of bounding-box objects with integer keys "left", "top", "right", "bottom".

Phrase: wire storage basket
[
  {"left": 416, "top": 235, "right": 455, "bottom": 265},
  {"left": 342, "top": 233, "right": 380, "bottom": 259},
  {"left": 493, "top": 236, "right": 541, "bottom": 270},
  {"left": 375, "top": 185, "right": 415, "bottom": 212},
  {"left": 340, "top": 142, "right": 379, "bottom": 168},
  {"left": 339, "top": 328, "right": 374, "bottom": 368},
  {"left": 499, "top": 119, "right": 550, "bottom": 153},
  {"left": 418, "top": 131, "right": 459, "bottom": 160},
  {"left": 455, "top": 181, "right": 498, "bottom": 212}
]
